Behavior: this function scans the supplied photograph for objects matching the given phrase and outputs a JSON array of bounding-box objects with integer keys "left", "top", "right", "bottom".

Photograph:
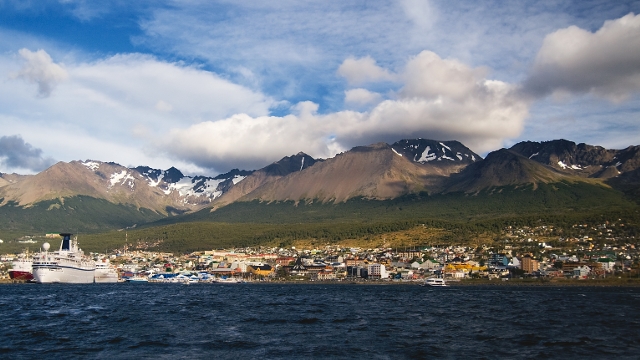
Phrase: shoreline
[{"left": 4, "top": 277, "right": 640, "bottom": 287}]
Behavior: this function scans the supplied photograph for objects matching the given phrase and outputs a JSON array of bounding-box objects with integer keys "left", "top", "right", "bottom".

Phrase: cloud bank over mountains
[
  {"left": 161, "top": 12, "right": 640, "bottom": 173},
  {"left": 1, "top": 2, "right": 639, "bottom": 175}
]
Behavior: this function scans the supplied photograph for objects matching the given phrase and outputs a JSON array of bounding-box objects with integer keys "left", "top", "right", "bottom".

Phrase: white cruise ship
[
  {"left": 94, "top": 259, "right": 119, "bottom": 283},
  {"left": 32, "top": 233, "right": 95, "bottom": 284}
]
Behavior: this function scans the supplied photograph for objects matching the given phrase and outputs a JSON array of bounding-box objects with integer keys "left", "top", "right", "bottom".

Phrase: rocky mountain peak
[
  {"left": 509, "top": 139, "right": 640, "bottom": 178},
  {"left": 391, "top": 139, "right": 481, "bottom": 165}
]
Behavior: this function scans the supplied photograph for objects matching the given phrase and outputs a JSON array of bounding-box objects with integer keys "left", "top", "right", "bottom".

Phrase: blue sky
[{"left": 1, "top": 0, "right": 639, "bottom": 175}]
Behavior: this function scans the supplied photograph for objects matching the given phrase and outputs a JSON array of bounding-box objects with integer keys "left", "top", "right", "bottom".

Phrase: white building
[
  {"left": 573, "top": 265, "right": 591, "bottom": 278},
  {"left": 368, "top": 264, "right": 388, "bottom": 279}
]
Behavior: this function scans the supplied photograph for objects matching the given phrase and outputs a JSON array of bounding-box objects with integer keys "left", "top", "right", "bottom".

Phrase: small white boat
[
  {"left": 423, "top": 277, "right": 448, "bottom": 287},
  {"left": 125, "top": 275, "right": 149, "bottom": 283}
]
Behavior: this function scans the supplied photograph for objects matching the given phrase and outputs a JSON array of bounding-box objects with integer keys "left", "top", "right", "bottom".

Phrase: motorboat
[{"left": 423, "top": 277, "right": 448, "bottom": 287}]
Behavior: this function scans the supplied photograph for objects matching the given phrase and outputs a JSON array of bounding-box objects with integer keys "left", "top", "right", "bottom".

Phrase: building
[
  {"left": 573, "top": 265, "right": 591, "bottom": 279},
  {"left": 488, "top": 254, "right": 509, "bottom": 267},
  {"left": 367, "top": 264, "right": 387, "bottom": 279},
  {"left": 521, "top": 255, "right": 540, "bottom": 273},
  {"left": 248, "top": 264, "right": 274, "bottom": 277},
  {"left": 276, "top": 256, "right": 296, "bottom": 266}
]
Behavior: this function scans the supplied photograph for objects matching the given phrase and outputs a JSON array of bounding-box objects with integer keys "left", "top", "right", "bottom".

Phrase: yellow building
[{"left": 248, "top": 264, "right": 274, "bottom": 277}]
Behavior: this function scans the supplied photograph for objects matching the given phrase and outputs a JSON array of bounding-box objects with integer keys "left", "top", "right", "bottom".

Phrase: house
[
  {"left": 248, "top": 264, "right": 274, "bottom": 277},
  {"left": 276, "top": 256, "right": 295, "bottom": 266},
  {"left": 421, "top": 259, "right": 441, "bottom": 270},
  {"left": 573, "top": 265, "right": 591, "bottom": 279},
  {"left": 310, "top": 268, "right": 337, "bottom": 281},
  {"left": 597, "top": 258, "right": 616, "bottom": 272}
]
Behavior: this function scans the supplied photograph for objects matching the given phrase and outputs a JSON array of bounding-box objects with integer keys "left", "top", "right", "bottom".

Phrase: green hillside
[
  {"left": 73, "top": 181, "right": 640, "bottom": 253},
  {"left": 0, "top": 196, "right": 163, "bottom": 233},
  {"left": 156, "top": 180, "right": 637, "bottom": 224},
  {"left": 1, "top": 181, "right": 638, "bottom": 254}
]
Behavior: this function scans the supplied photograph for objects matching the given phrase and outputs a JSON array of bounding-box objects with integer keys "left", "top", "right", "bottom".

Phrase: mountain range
[{"left": 1, "top": 138, "right": 638, "bottom": 232}]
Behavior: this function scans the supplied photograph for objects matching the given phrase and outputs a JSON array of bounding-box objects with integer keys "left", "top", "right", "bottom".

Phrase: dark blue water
[{"left": 1, "top": 284, "right": 639, "bottom": 359}]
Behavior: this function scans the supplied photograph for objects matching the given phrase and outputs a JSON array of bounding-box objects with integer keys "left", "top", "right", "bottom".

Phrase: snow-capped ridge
[{"left": 392, "top": 139, "right": 481, "bottom": 166}]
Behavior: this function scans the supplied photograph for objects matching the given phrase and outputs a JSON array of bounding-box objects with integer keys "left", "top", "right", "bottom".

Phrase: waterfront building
[
  {"left": 248, "top": 264, "right": 274, "bottom": 277},
  {"left": 521, "top": 255, "right": 540, "bottom": 273},
  {"left": 573, "top": 265, "right": 591, "bottom": 279},
  {"left": 367, "top": 264, "right": 387, "bottom": 279}
]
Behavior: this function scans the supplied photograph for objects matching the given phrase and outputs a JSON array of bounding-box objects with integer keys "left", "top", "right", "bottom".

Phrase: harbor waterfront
[{"left": 1, "top": 283, "right": 639, "bottom": 359}]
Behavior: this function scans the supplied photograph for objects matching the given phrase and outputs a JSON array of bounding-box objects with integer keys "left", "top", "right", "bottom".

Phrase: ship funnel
[{"left": 60, "top": 233, "right": 72, "bottom": 251}]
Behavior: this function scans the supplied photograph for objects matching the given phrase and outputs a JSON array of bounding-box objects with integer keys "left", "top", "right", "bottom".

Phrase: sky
[{"left": 1, "top": 0, "right": 640, "bottom": 176}]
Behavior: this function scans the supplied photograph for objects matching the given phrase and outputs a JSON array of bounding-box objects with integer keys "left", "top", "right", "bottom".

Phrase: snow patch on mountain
[
  {"left": 392, "top": 148, "right": 402, "bottom": 157},
  {"left": 110, "top": 170, "right": 135, "bottom": 188},
  {"left": 232, "top": 176, "right": 246, "bottom": 185},
  {"left": 417, "top": 146, "right": 436, "bottom": 162},
  {"left": 163, "top": 177, "right": 196, "bottom": 196},
  {"left": 82, "top": 161, "right": 100, "bottom": 171},
  {"left": 145, "top": 174, "right": 163, "bottom": 187},
  {"left": 557, "top": 161, "right": 584, "bottom": 171}
]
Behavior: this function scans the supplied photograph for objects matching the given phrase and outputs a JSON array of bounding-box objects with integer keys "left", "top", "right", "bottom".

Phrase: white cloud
[
  {"left": 344, "top": 88, "right": 382, "bottom": 105},
  {"left": 0, "top": 49, "right": 275, "bottom": 174},
  {"left": 12, "top": 48, "right": 68, "bottom": 97},
  {"left": 523, "top": 13, "right": 640, "bottom": 102},
  {"left": 337, "top": 56, "right": 396, "bottom": 85},
  {"left": 162, "top": 50, "right": 529, "bottom": 170},
  {"left": 401, "top": 50, "right": 488, "bottom": 100}
]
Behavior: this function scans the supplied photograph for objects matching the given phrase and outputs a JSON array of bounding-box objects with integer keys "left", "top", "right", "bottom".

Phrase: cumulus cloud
[
  {"left": 0, "top": 135, "right": 55, "bottom": 172},
  {"left": 523, "top": 13, "right": 640, "bottom": 102},
  {"left": 12, "top": 48, "right": 68, "bottom": 97},
  {"left": 337, "top": 56, "right": 396, "bottom": 85},
  {"left": 344, "top": 88, "right": 382, "bottom": 106},
  {"left": 162, "top": 50, "right": 529, "bottom": 171},
  {"left": 401, "top": 51, "right": 488, "bottom": 100},
  {"left": 0, "top": 50, "right": 276, "bottom": 174}
]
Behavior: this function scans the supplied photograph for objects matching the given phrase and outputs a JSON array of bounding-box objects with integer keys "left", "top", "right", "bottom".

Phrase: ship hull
[
  {"left": 94, "top": 270, "right": 118, "bottom": 283},
  {"left": 33, "top": 265, "right": 95, "bottom": 284},
  {"left": 8, "top": 270, "right": 33, "bottom": 281}
]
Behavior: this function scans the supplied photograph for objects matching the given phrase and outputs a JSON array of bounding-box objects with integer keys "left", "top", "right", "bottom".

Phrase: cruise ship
[
  {"left": 32, "top": 233, "right": 95, "bottom": 284},
  {"left": 94, "top": 259, "right": 119, "bottom": 283},
  {"left": 8, "top": 250, "right": 33, "bottom": 281}
]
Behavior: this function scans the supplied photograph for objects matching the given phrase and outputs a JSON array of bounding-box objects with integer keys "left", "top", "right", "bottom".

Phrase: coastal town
[{"left": 1, "top": 220, "right": 639, "bottom": 284}]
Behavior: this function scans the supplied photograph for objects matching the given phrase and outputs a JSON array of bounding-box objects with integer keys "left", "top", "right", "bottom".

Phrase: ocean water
[{"left": 1, "top": 283, "right": 639, "bottom": 359}]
